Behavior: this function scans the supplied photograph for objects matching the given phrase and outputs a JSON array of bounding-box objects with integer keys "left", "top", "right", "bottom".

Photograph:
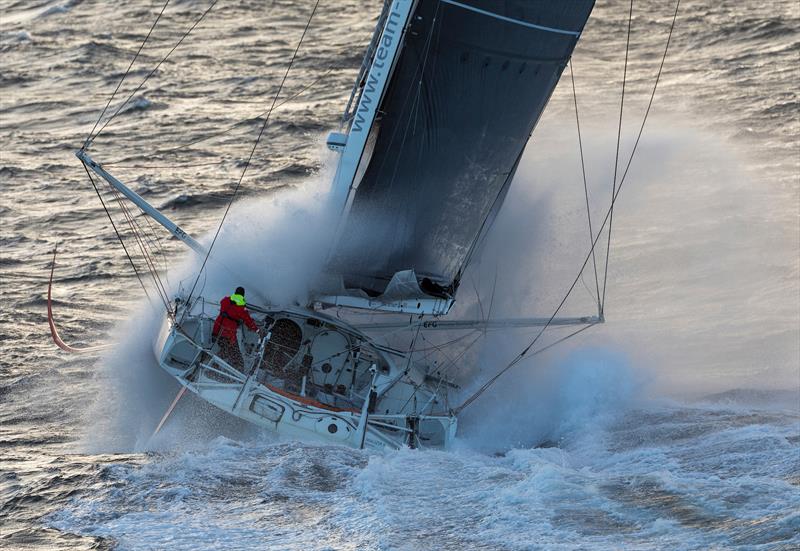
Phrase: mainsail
[{"left": 325, "top": 0, "right": 596, "bottom": 308}]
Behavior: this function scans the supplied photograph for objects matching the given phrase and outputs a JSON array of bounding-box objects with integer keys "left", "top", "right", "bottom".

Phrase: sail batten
[
  {"left": 440, "top": 0, "right": 583, "bottom": 36},
  {"left": 328, "top": 0, "right": 596, "bottom": 302}
]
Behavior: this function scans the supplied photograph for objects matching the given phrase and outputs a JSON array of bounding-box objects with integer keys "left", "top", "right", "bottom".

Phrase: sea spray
[
  {"left": 171, "top": 150, "right": 338, "bottom": 308},
  {"left": 85, "top": 154, "right": 339, "bottom": 452},
  {"left": 456, "top": 344, "right": 640, "bottom": 452},
  {"left": 449, "top": 116, "right": 796, "bottom": 412},
  {"left": 82, "top": 117, "right": 792, "bottom": 453}
]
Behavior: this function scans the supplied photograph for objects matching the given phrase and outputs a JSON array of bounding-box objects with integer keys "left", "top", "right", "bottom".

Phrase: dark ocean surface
[{"left": 1, "top": 1, "right": 798, "bottom": 549}]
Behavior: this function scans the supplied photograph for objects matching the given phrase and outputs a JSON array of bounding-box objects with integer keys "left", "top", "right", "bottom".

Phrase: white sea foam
[
  {"left": 172, "top": 143, "right": 337, "bottom": 309},
  {"left": 452, "top": 114, "right": 798, "bottom": 403},
  {"left": 83, "top": 145, "right": 338, "bottom": 453},
  {"left": 50, "top": 407, "right": 800, "bottom": 550},
  {"left": 3, "top": 0, "right": 797, "bottom": 549},
  {"left": 37, "top": 1, "right": 79, "bottom": 19}
]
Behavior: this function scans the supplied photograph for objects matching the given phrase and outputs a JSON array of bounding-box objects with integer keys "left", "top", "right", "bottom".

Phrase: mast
[
  {"left": 322, "top": 0, "right": 596, "bottom": 310},
  {"left": 327, "top": 0, "right": 416, "bottom": 217}
]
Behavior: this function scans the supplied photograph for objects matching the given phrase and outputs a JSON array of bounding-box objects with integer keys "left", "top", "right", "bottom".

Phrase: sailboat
[{"left": 54, "top": 0, "right": 677, "bottom": 449}]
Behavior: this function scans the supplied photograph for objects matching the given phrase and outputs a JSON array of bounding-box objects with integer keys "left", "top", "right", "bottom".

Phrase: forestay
[{"left": 327, "top": 0, "right": 596, "bottom": 301}]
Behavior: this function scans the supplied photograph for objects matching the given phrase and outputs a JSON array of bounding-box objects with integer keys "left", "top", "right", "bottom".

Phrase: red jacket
[{"left": 212, "top": 296, "right": 258, "bottom": 344}]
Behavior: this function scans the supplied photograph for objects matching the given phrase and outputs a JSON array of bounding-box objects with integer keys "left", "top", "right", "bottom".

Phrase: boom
[{"left": 355, "top": 315, "right": 602, "bottom": 332}]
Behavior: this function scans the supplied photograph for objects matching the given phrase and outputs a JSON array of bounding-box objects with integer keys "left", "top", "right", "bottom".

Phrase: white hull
[{"left": 154, "top": 297, "right": 457, "bottom": 450}]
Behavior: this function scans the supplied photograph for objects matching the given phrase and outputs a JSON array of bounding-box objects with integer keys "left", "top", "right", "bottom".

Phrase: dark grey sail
[{"left": 331, "top": 0, "right": 596, "bottom": 298}]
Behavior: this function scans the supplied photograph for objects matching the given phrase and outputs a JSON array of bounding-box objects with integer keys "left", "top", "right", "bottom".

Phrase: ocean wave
[
  {"left": 0, "top": 30, "right": 33, "bottom": 44},
  {"left": 39, "top": 403, "right": 800, "bottom": 550},
  {"left": 159, "top": 191, "right": 232, "bottom": 210},
  {"left": 37, "top": 0, "right": 83, "bottom": 20}
]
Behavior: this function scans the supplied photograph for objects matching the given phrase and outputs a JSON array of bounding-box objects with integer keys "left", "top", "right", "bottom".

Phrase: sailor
[{"left": 212, "top": 286, "right": 259, "bottom": 370}]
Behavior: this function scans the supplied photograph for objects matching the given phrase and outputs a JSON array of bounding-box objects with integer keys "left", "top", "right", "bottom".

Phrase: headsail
[{"left": 325, "top": 0, "right": 596, "bottom": 309}]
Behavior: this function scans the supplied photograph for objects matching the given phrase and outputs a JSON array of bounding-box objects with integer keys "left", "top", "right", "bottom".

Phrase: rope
[
  {"left": 454, "top": 324, "right": 596, "bottom": 414},
  {"left": 103, "top": 67, "right": 334, "bottom": 167},
  {"left": 181, "top": 0, "right": 320, "bottom": 317},
  {"left": 614, "top": 0, "right": 681, "bottom": 211},
  {"left": 83, "top": 0, "right": 170, "bottom": 149},
  {"left": 398, "top": 329, "right": 481, "bottom": 414},
  {"left": 106, "top": 160, "right": 229, "bottom": 169},
  {"left": 569, "top": 60, "right": 601, "bottom": 315},
  {"left": 454, "top": 0, "right": 681, "bottom": 414},
  {"left": 85, "top": 159, "right": 173, "bottom": 312},
  {"left": 139, "top": 204, "right": 171, "bottom": 284},
  {"left": 81, "top": 162, "right": 153, "bottom": 301},
  {"left": 366, "top": 3, "right": 441, "bottom": 196},
  {"left": 108, "top": 186, "right": 172, "bottom": 310},
  {"left": 601, "top": 0, "right": 634, "bottom": 315},
  {"left": 86, "top": 0, "right": 219, "bottom": 146}
]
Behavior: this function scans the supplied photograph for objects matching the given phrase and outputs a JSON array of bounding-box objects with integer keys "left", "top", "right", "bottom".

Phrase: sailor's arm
[{"left": 242, "top": 310, "right": 258, "bottom": 332}]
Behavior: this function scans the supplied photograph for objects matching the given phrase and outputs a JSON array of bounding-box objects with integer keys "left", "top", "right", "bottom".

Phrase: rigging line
[
  {"left": 387, "top": 322, "right": 430, "bottom": 415},
  {"left": 81, "top": 162, "right": 153, "bottom": 302},
  {"left": 485, "top": 268, "right": 498, "bottom": 325},
  {"left": 419, "top": 330, "right": 485, "bottom": 412},
  {"left": 103, "top": 67, "right": 334, "bottom": 166},
  {"left": 107, "top": 160, "right": 228, "bottom": 169},
  {"left": 106, "top": 183, "right": 165, "bottom": 291},
  {"left": 455, "top": 323, "right": 596, "bottom": 414},
  {"left": 107, "top": 185, "right": 171, "bottom": 309},
  {"left": 601, "top": 0, "right": 634, "bottom": 316},
  {"left": 368, "top": 4, "right": 440, "bottom": 192},
  {"left": 454, "top": 0, "right": 681, "bottom": 414},
  {"left": 135, "top": 209, "right": 171, "bottom": 288},
  {"left": 417, "top": 330, "right": 465, "bottom": 371},
  {"left": 181, "top": 0, "right": 321, "bottom": 317},
  {"left": 139, "top": 204, "right": 170, "bottom": 280},
  {"left": 402, "top": 323, "right": 424, "bottom": 374},
  {"left": 424, "top": 331, "right": 486, "bottom": 393},
  {"left": 412, "top": 330, "right": 479, "bottom": 359},
  {"left": 414, "top": 331, "right": 463, "bottom": 408},
  {"left": 100, "top": 169, "right": 174, "bottom": 310},
  {"left": 570, "top": 60, "right": 601, "bottom": 315},
  {"left": 87, "top": 0, "right": 219, "bottom": 145},
  {"left": 83, "top": 0, "right": 171, "bottom": 149},
  {"left": 614, "top": 0, "right": 681, "bottom": 213},
  {"left": 110, "top": 187, "right": 172, "bottom": 309},
  {"left": 470, "top": 275, "right": 485, "bottom": 321}
]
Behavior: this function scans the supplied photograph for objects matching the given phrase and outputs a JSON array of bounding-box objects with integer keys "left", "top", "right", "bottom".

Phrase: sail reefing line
[{"left": 455, "top": 0, "right": 682, "bottom": 414}]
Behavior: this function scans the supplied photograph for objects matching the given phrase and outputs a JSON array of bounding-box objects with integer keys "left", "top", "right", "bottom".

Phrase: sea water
[{"left": 1, "top": 1, "right": 798, "bottom": 549}]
